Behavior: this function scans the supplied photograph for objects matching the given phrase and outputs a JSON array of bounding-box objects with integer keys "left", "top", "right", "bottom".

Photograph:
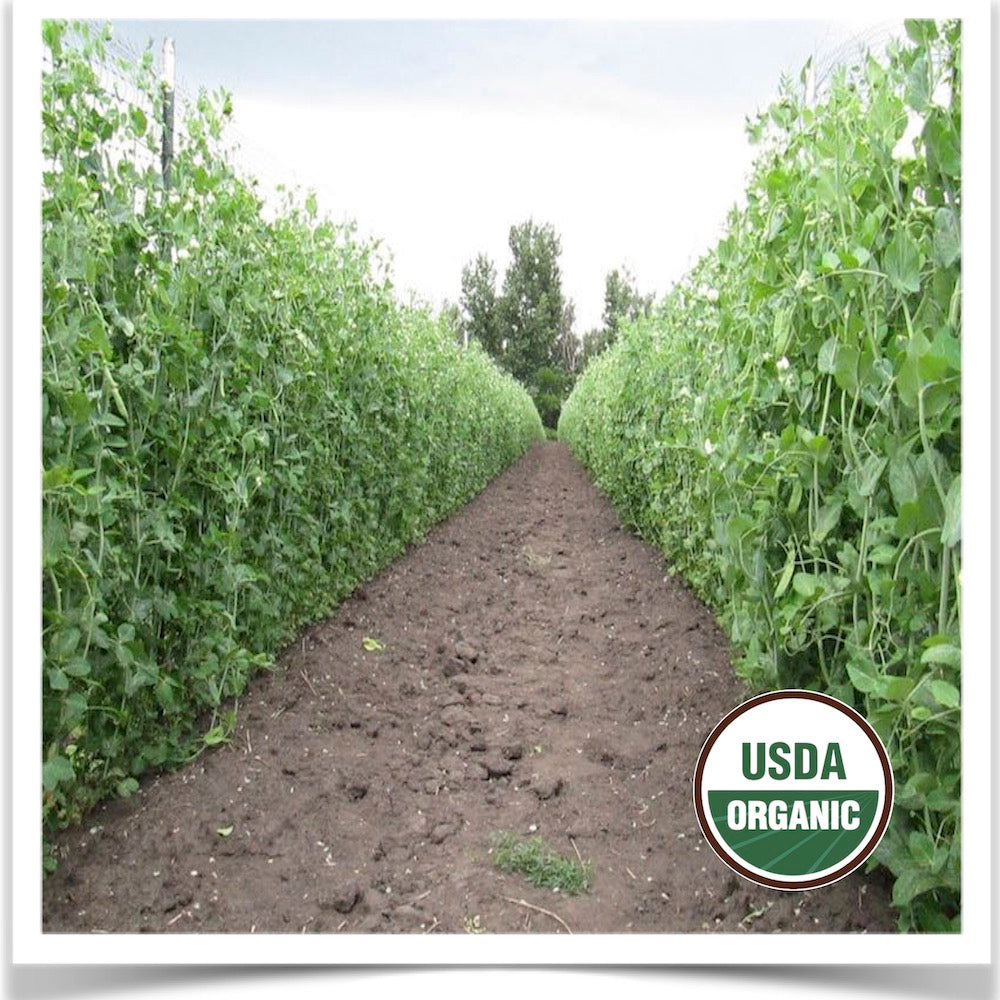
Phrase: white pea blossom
[
  {"left": 704, "top": 438, "right": 716, "bottom": 455},
  {"left": 706, "top": 287, "right": 719, "bottom": 303},
  {"left": 776, "top": 356, "right": 790, "bottom": 372}
]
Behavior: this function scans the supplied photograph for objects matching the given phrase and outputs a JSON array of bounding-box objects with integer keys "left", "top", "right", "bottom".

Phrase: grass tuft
[{"left": 491, "top": 832, "right": 592, "bottom": 894}]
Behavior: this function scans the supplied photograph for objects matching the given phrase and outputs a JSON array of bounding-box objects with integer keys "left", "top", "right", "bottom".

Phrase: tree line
[{"left": 447, "top": 220, "right": 653, "bottom": 429}]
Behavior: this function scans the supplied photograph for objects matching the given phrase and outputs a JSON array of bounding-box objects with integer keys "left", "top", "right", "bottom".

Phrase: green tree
[
  {"left": 531, "top": 364, "right": 571, "bottom": 430},
  {"left": 438, "top": 300, "right": 463, "bottom": 346},
  {"left": 459, "top": 253, "right": 501, "bottom": 357},
  {"left": 555, "top": 300, "right": 582, "bottom": 375},
  {"left": 579, "top": 267, "right": 654, "bottom": 368},
  {"left": 498, "top": 220, "right": 565, "bottom": 384},
  {"left": 580, "top": 326, "right": 613, "bottom": 366},
  {"left": 602, "top": 265, "right": 654, "bottom": 337}
]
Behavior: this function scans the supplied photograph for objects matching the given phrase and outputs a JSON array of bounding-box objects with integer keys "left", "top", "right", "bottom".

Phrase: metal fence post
[{"left": 160, "top": 38, "right": 175, "bottom": 195}]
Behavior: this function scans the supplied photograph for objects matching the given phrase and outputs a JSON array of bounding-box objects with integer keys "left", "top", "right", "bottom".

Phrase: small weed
[
  {"left": 739, "top": 901, "right": 773, "bottom": 929},
  {"left": 463, "top": 914, "right": 486, "bottom": 934},
  {"left": 491, "top": 832, "right": 592, "bottom": 894}
]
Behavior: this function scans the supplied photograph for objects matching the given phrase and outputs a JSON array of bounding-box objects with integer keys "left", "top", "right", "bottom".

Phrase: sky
[{"left": 108, "top": 17, "right": 904, "bottom": 335}]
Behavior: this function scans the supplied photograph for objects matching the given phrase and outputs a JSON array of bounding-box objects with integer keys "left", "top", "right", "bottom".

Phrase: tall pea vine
[
  {"left": 41, "top": 20, "right": 543, "bottom": 842},
  {"left": 560, "top": 20, "right": 961, "bottom": 932}
]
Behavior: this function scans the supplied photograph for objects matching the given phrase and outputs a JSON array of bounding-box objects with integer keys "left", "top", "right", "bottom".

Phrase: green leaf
[
  {"left": 941, "top": 475, "right": 960, "bottom": 546},
  {"left": 866, "top": 543, "right": 896, "bottom": 565},
  {"left": 202, "top": 726, "right": 230, "bottom": 747},
  {"left": 43, "top": 754, "right": 75, "bottom": 791},
  {"left": 813, "top": 499, "right": 842, "bottom": 543},
  {"left": 873, "top": 674, "right": 915, "bottom": 702},
  {"left": 895, "top": 348, "right": 921, "bottom": 410},
  {"left": 895, "top": 771, "right": 937, "bottom": 809},
  {"left": 833, "top": 343, "right": 859, "bottom": 394},
  {"left": 47, "top": 667, "right": 70, "bottom": 692},
  {"left": 893, "top": 868, "right": 943, "bottom": 908},
  {"left": 50, "top": 627, "right": 81, "bottom": 659},
  {"left": 908, "top": 831, "right": 937, "bottom": 867},
  {"left": 857, "top": 454, "right": 887, "bottom": 497},
  {"left": 63, "top": 657, "right": 92, "bottom": 678},
  {"left": 929, "top": 679, "right": 960, "bottom": 709},
  {"left": 792, "top": 572, "right": 821, "bottom": 599},
  {"left": 800, "top": 430, "right": 831, "bottom": 463},
  {"left": 905, "top": 56, "right": 929, "bottom": 113},
  {"left": 904, "top": 19, "right": 938, "bottom": 44},
  {"left": 929, "top": 329, "right": 960, "bottom": 374},
  {"left": 932, "top": 208, "right": 961, "bottom": 268},
  {"left": 888, "top": 455, "right": 918, "bottom": 508},
  {"left": 129, "top": 106, "right": 148, "bottom": 137},
  {"left": 847, "top": 661, "right": 878, "bottom": 695},
  {"left": 117, "top": 777, "right": 140, "bottom": 798},
  {"left": 923, "top": 110, "right": 961, "bottom": 179},
  {"left": 64, "top": 692, "right": 88, "bottom": 720},
  {"left": 216, "top": 824, "right": 234, "bottom": 837},
  {"left": 817, "top": 337, "right": 838, "bottom": 375},
  {"left": 925, "top": 788, "right": 960, "bottom": 814},
  {"left": 42, "top": 466, "right": 71, "bottom": 491},
  {"left": 883, "top": 230, "right": 923, "bottom": 295},
  {"left": 920, "top": 643, "right": 960, "bottom": 668}
]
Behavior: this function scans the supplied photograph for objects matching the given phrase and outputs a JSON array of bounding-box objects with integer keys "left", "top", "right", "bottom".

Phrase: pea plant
[
  {"left": 41, "top": 20, "right": 542, "bottom": 844},
  {"left": 560, "top": 20, "right": 961, "bottom": 932}
]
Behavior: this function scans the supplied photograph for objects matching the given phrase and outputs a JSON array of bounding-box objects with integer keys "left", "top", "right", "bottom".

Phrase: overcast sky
[{"left": 110, "top": 17, "right": 903, "bottom": 334}]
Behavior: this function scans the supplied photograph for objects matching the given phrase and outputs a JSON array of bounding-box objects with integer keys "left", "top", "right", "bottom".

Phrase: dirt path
[{"left": 43, "top": 442, "right": 896, "bottom": 934}]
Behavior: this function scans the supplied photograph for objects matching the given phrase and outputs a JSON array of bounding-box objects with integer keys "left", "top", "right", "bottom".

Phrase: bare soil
[{"left": 42, "top": 442, "right": 896, "bottom": 935}]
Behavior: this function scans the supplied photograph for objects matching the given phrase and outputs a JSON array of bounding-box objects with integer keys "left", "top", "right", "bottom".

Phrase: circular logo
[{"left": 693, "top": 690, "right": 893, "bottom": 890}]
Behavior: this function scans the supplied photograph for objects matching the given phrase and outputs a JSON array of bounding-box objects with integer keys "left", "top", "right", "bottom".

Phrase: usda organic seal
[{"left": 693, "top": 690, "right": 893, "bottom": 890}]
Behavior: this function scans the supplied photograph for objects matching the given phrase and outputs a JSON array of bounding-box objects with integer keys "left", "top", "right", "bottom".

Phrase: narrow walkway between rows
[{"left": 44, "top": 442, "right": 894, "bottom": 934}]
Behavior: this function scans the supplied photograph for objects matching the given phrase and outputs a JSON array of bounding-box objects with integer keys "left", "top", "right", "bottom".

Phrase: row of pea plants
[
  {"left": 559, "top": 21, "right": 961, "bottom": 932},
  {"left": 42, "top": 20, "right": 544, "bottom": 845}
]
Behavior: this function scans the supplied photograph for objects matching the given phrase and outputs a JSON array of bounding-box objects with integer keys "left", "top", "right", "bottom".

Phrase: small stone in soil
[
  {"left": 454, "top": 641, "right": 479, "bottom": 663},
  {"left": 481, "top": 759, "right": 513, "bottom": 779},
  {"left": 532, "top": 776, "right": 563, "bottom": 800},
  {"left": 320, "top": 882, "right": 363, "bottom": 914},
  {"left": 430, "top": 823, "right": 455, "bottom": 844},
  {"left": 442, "top": 659, "right": 465, "bottom": 678}
]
